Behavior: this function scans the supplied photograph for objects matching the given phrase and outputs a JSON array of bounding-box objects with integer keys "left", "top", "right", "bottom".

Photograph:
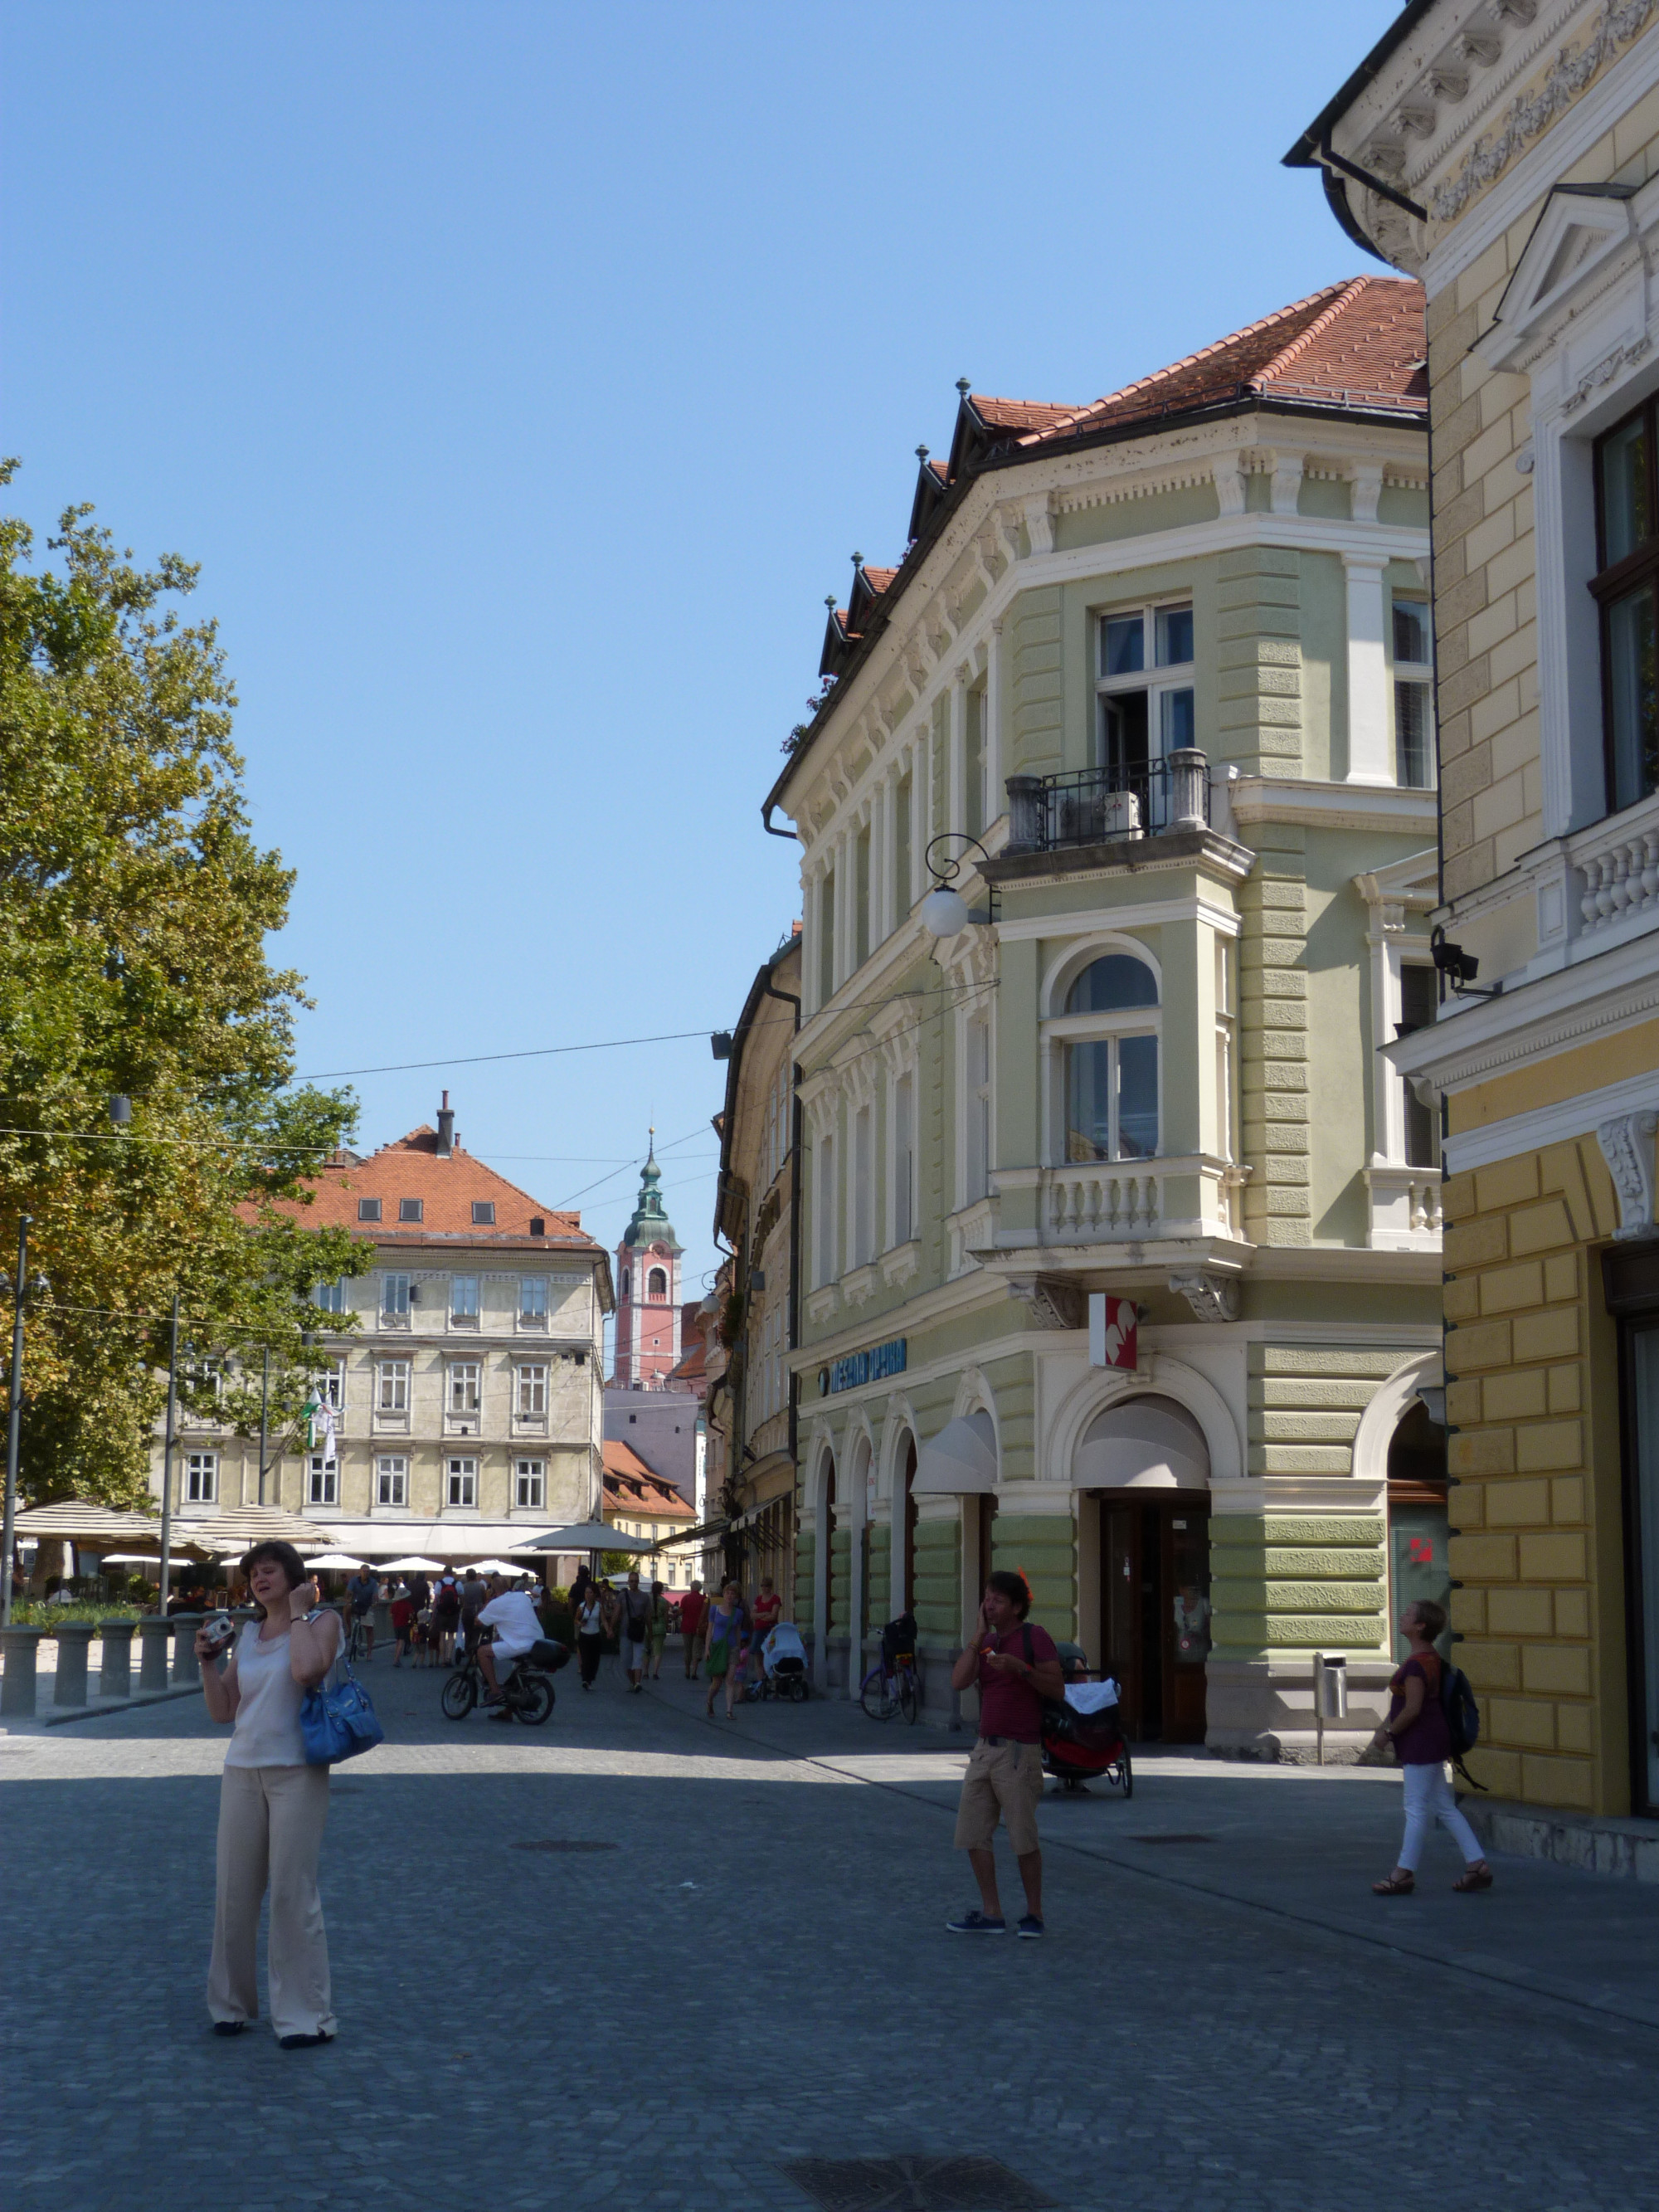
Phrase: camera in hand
[{"left": 200, "top": 1612, "right": 237, "bottom": 1654}]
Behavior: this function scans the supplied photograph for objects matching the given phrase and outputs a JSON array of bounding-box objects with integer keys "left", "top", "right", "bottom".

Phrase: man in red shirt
[
  {"left": 946, "top": 1570, "right": 1064, "bottom": 1938},
  {"left": 678, "top": 1581, "right": 707, "bottom": 1678}
]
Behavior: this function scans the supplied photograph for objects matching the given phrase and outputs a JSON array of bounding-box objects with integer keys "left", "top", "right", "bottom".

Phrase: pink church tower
[{"left": 611, "top": 1133, "right": 684, "bottom": 1388}]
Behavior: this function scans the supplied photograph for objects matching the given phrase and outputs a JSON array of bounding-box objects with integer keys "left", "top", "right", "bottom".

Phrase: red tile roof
[
  {"left": 601, "top": 1441, "right": 695, "bottom": 1522},
  {"left": 266, "top": 1125, "right": 601, "bottom": 1251}
]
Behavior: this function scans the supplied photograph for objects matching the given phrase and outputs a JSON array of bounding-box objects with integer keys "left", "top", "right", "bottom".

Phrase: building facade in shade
[
  {"left": 707, "top": 930, "right": 803, "bottom": 1599},
  {"left": 764, "top": 284, "right": 1450, "bottom": 1747},
  {"left": 1293, "top": 1, "right": 1659, "bottom": 1834},
  {"left": 611, "top": 1144, "right": 684, "bottom": 1387},
  {"left": 601, "top": 1439, "right": 698, "bottom": 1586},
  {"left": 150, "top": 1103, "right": 612, "bottom": 1566}
]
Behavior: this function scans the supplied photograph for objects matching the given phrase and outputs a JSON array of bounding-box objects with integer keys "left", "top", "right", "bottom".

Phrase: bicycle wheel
[
  {"left": 859, "top": 1668, "right": 896, "bottom": 1721},
  {"left": 440, "top": 1669, "right": 476, "bottom": 1720},
  {"left": 1117, "top": 1743, "right": 1134, "bottom": 1798},
  {"left": 513, "top": 1674, "right": 554, "bottom": 1725},
  {"left": 898, "top": 1664, "right": 920, "bottom": 1724}
]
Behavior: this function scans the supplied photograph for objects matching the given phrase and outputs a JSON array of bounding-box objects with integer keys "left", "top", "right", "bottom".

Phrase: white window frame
[
  {"left": 322, "top": 1359, "right": 346, "bottom": 1412},
  {"left": 377, "top": 1359, "right": 411, "bottom": 1414},
  {"left": 307, "top": 1454, "right": 338, "bottom": 1507},
  {"left": 850, "top": 1099, "right": 874, "bottom": 1268},
  {"left": 519, "top": 1274, "right": 548, "bottom": 1323},
  {"left": 184, "top": 1451, "right": 217, "bottom": 1503},
  {"left": 1040, "top": 943, "right": 1162, "bottom": 1168},
  {"left": 1095, "top": 601, "right": 1195, "bottom": 771},
  {"left": 450, "top": 1274, "right": 480, "bottom": 1323},
  {"left": 1389, "top": 589, "right": 1436, "bottom": 790},
  {"left": 515, "top": 1458, "right": 545, "bottom": 1509},
  {"left": 315, "top": 1278, "right": 347, "bottom": 1314},
  {"left": 1214, "top": 937, "right": 1236, "bottom": 1166},
  {"left": 376, "top": 1454, "right": 407, "bottom": 1508},
  {"left": 814, "top": 1128, "right": 837, "bottom": 1288},
  {"left": 445, "top": 1456, "right": 478, "bottom": 1509},
  {"left": 961, "top": 1012, "right": 993, "bottom": 1207},
  {"left": 888, "top": 1065, "right": 915, "bottom": 1249},
  {"left": 517, "top": 1363, "right": 547, "bottom": 1417},
  {"left": 382, "top": 1271, "right": 411, "bottom": 1318},
  {"left": 448, "top": 1361, "right": 481, "bottom": 1415}
]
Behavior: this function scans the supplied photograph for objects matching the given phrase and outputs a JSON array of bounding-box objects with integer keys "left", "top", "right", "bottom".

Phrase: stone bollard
[
  {"left": 53, "top": 1621, "right": 97, "bottom": 1708},
  {"left": 97, "top": 1619, "right": 139, "bottom": 1698},
  {"left": 171, "top": 1613, "right": 203, "bottom": 1686},
  {"left": 137, "top": 1616, "right": 172, "bottom": 1693},
  {"left": 0, "top": 1625, "right": 47, "bottom": 1717}
]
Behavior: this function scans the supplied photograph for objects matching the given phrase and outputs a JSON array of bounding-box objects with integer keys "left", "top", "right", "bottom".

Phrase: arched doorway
[
  {"left": 1387, "top": 1397, "right": 1450, "bottom": 1662},
  {"left": 1080, "top": 1396, "right": 1211, "bottom": 1743},
  {"left": 893, "top": 1432, "right": 918, "bottom": 1618}
]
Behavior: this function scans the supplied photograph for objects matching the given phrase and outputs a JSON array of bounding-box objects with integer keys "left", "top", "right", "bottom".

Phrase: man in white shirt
[{"left": 477, "top": 1578, "right": 544, "bottom": 1707}]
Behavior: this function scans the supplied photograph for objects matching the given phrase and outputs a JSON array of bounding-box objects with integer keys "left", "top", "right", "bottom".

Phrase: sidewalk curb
[{"left": 2, "top": 1682, "right": 202, "bottom": 1733}]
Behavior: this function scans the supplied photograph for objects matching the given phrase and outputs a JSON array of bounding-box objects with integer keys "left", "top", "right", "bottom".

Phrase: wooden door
[{"left": 1100, "top": 1495, "right": 1209, "bottom": 1742}]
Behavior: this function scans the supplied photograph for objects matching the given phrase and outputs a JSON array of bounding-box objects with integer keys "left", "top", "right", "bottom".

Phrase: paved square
[{"left": 4, "top": 1656, "right": 1659, "bottom": 2210}]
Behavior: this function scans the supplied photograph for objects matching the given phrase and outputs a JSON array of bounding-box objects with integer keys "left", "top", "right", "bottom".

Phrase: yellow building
[{"left": 1295, "top": 2, "right": 1659, "bottom": 1865}]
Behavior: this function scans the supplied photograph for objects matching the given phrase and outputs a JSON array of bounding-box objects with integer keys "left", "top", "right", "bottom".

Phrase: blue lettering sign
[{"left": 828, "top": 1337, "right": 907, "bottom": 1393}]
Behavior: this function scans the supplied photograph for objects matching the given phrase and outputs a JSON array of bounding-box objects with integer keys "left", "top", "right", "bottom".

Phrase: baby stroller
[
  {"left": 1040, "top": 1643, "right": 1131, "bottom": 1796},
  {"left": 750, "top": 1620, "right": 810, "bottom": 1703}
]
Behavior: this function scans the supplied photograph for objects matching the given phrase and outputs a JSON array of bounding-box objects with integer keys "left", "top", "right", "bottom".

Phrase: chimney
[{"left": 436, "top": 1090, "right": 455, "bottom": 1158}]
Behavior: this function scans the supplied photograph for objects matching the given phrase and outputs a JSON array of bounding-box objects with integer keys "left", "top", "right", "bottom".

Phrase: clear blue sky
[{"left": 2, "top": 0, "right": 1397, "bottom": 1326}]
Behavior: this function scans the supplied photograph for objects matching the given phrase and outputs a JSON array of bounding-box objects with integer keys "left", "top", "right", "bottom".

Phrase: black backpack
[{"left": 1438, "top": 1656, "right": 1486, "bottom": 1787}]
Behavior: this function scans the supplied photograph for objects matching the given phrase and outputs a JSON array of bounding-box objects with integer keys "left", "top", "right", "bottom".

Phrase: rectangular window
[
  {"left": 966, "top": 1016, "right": 992, "bottom": 1204},
  {"left": 307, "top": 1454, "right": 338, "bottom": 1506},
  {"left": 819, "top": 869, "right": 835, "bottom": 1006},
  {"left": 815, "top": 1132, "right": 837, "bottom": 1287},
  {"left": 895, "top": 774, "right": 912, "bottom": 918},
  {"left": 377, "top": 1360, "right": 410, "bottom": 1413},
  {"left": 382, "top": 1272, "right": 411, "bottom": 1318},
  {"left": 518, "top": 1364, "right": 547, "bottom": 1415},
  {"left": 1214, "top": 938, "right": 1235, "bottom": 1164},
  {"left": 520, "top": 1275, "right": 548, "bottom": 1322},
  {"left": 1397, "top": 963, "right": 1440, "bottom": 1169},
  {"left": 184, "top": 1451, "right": 217, "bottom": 1503},
  {"left": 449, "top": 1362, "right": 480, "bottom": 1415},
  {"left": 1097, "top": 603, "right": 1194, "bottom": 826},
  {"left": 315, "top": 1279, "right": 346, "bottom": 1313},
  {"left": 965, "top": 689, "right": 985, "bottom": 840},
  {"left": 446, "top": 1457, "right": 477, "bottom": 1508},
  {"left": 1065, "top": 1036, "right": 1159, "bottom": 1162},
  {"left": 893, "top": 1070, "right": 915, "bottom": 1246},
  {"left": 1392, "top": 593, "right": 1434, "bottom": 788},
  {"left": 376, "top": 1455, "right": 407, "bottom": 1508},
  {"left": 450, "top": 1274, "right": 479, "bottom": 1322},
  {"left": 399, "top": 1197, "right": 423, "bottom": 1223},
  {"left": 358, "top": 1196, "right": 382, "bottom": 1222},
  {"left": 855, "top": 827, "right": 871, "bottom": 967},
  {"left": 852, "top": 1103, "right": 874, "bottom": 1268},
  {"left": 515, "top": 1459, "right": 545, "bottom": 1508},
  {"left": 1595, "top": 399, "right": 1659, "bottom": 814},
  {"left": 322, "top": 1360, "right": 346, "bottom": 1411},
  {"left": 471, "top": 1200, "right": 495, "bottom": 1225}
]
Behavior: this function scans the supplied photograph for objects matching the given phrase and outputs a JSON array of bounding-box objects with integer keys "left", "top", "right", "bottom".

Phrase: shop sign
[
  {"left": 820, "top": 1337, "right": 907, "bottom": 1395},
  {"left": 1088, "top": 1294, "right": 1137, "bottom": 1371}
]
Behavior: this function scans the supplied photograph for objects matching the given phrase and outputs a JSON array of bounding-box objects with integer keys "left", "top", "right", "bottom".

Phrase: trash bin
[{"left": 1316, "top": 1653, "right": 1348, "bottom": 1721}]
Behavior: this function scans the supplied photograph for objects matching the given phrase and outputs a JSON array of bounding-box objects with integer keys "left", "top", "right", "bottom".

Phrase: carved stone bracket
[
  {"left": 1598, "top": 1109, "right": 1659, "bottom": 1240},
  {"left": 1007, "top": 1277, "right": 1085, "bottom": 1331},
  {"left": 1168, "top": 1269, "right": 1240, "bottom": 1323}
]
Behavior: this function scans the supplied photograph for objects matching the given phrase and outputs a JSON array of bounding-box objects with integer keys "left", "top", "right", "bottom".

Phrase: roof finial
[
  {"left": 956, "top": 378, "right": 971, "bottom": 397},
  {"left": 825, "top": 592, "right": 838, "bottom": 609},
  {"left": 916, "top": 443, "right": 929, "bottom": 460},
  {"left": 851, "top": 550, "right": 864, "bottom": 570}
]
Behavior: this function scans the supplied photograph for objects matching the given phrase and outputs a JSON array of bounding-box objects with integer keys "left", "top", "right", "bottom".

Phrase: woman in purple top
[{"left": 1370, "top": 1599, "right": 1492, "bottom": 1895}]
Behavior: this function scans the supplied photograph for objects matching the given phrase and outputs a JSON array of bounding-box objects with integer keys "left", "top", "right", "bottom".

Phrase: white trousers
[
  {"left": 207, "top": 1762, "right": 335, "bottom": 2038},
  {"left": 1398, "top": 1761, "right": 1483, "bottom": 1873}
]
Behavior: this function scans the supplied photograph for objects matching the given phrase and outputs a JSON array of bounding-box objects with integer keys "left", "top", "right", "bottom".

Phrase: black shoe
[
  {"left": 279, "top": 2031, "right": 334, "bottom": 2049},
  {"left": 212, "top": 2020, "right": 246, "bottom": 2037}
]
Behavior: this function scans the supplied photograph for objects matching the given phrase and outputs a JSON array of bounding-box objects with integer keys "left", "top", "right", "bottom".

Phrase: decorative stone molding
[
  {"left": 1006, "top": 1276, "right": 1085, "bottom": 1331},
  {"left": 1563, "top": 332, "right": 1652, "bottom": 410},
  {"left": 1021, "top": 492, "right": 1058, "bottom": 557},
  {"left": 1348, "top": 460, "right": 1386, "bottom": 523},
  {"left": 1268, "top": 453, "right": 1305, "bottom": 516},
  {"left": 1598, "top": 1108, "right": 1659, "bottom": 1238},
  {"left": 1168, "top": 1269, "right": 1240, "bottom": 1322}
]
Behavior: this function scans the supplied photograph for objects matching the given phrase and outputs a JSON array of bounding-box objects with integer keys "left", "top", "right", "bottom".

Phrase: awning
[
  {"left": 913, "top": 1411, "right": 998, "bottom": 1496},
  {"left": 1075, "top": 1396, "right": 1209, "bottom": 1490}
]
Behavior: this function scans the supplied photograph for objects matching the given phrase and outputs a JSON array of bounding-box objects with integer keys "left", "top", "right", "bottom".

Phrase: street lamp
[{"left": 918, "top": 832, "right": 999, "bottom": 938}]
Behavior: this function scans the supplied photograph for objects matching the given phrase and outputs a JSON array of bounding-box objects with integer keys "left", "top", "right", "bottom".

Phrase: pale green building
[{"left": 761, "top": 280, "right": 1452, "bottom": 1753}]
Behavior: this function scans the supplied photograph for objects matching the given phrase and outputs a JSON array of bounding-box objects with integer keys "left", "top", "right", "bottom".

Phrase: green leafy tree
[{"left": 0, "top": 467, "right": 372, "bottom": 1506}]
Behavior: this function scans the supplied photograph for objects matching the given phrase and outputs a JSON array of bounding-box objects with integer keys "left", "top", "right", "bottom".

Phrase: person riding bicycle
[
  {"left": 477, "top": 1578, "right": 545, "bottom": 1717},
  {"left": 346, "top": 1566, "right": 380, "bottom": 1659}
]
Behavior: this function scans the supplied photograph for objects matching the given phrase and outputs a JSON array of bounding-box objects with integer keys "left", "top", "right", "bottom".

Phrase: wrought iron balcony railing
[{"left": 1005, "top": 748, "right": 1209, "bottom": 854}]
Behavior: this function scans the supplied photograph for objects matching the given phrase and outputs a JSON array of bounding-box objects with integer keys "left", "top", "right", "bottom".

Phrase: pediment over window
[
  {"left": 1474, "top": 184, "right": 1641, "bottom": 373},
  {"left": 1353, "top": 847, "right": 1438, "bottom": 929}
]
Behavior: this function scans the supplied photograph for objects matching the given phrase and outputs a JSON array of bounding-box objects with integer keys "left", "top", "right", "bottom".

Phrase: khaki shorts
[{"left": 953, "top": 1737, "right": 1044, "bottom": 1856}]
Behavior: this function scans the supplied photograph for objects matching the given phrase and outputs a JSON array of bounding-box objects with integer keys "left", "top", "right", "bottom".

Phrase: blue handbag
[{"left": 299, "top": 1616, "right": 385, "bottom": 1766}]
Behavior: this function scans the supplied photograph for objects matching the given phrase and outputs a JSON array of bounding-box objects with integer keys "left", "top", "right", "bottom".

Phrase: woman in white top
[
  {"left": 577, "top": 1589, "right": 606, "bottom": 1691},
  {"left": 197, "top": 1539, "right": 342, "bottom": 2047}
]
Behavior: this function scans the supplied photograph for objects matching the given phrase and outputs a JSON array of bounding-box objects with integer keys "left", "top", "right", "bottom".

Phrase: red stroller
[{"left": 1040, "top": 1642, "right": 1132, "bottom": 1796}]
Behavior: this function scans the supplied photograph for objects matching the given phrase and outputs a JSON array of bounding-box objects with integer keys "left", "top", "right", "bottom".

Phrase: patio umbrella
[
  {"left": 379, "top": 1555, "right": 446, "bottom": 1573},
  {"left": 100, "top": 1552, "right": 197, "bottom": 1566},
  {"left": 175, "top": 1505, "right": 319, "bottom": 1550},
  {"left": 469, "top": 1557, "right": 536, "bottom": 1577},
  {"left": 13, "top": 1503, "right": 163, "bottom": 1544},
  {"left": 302, "top": 1552, "right": 366, "bottom": 1571},
  {"left": 512, "top": 1522, "right": 653, "bottom": 1556}
]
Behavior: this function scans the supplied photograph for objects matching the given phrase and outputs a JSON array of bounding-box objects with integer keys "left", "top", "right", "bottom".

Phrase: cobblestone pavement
[{"left": 5, "top": 1654, "right": 1659, "bottom": 2212}]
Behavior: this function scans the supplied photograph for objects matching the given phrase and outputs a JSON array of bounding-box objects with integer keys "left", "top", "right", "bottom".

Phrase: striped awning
[{"left": 13, "top": 1503, "right": 163, "bottom": 1543}]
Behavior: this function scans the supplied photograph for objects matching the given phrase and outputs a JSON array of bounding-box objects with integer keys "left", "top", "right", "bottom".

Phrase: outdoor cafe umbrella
[
  {"left": 379, "top": 1555, "right": 446, "bottom": 1574},
  {"left": 100, "top": 1552, "right": 197, "bottom": 1566},
  {"left": 301, "top": 1552, "right": 366, "bottom": 1572},
  {"left": 469, "top": 1557, "right": 538, "bottom": 1578},
  {"left": 511, "top": 1522, "right": 653, "bottom": 1562}
]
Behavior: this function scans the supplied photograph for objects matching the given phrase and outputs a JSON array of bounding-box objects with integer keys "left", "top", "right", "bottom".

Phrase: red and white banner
[{"left": 1088, "top": 1294, "right": 1137, "bottom": 1371}]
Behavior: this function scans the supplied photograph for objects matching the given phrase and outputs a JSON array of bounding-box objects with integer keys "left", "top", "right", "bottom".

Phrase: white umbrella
[
  {"left": 470, "top": 1557, "right": 536, "bottom": 1578},
  {"left": 380, "top": 1555, "right": 446, "bottom": 1573},
  {"left": 101, "top": 1552, "right": 196, "bottom": 1566},
  {"left": 302, "top": 1551, "right": 366, "bottom": 1571}
]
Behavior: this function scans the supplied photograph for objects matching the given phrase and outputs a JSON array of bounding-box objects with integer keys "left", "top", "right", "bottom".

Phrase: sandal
[
  {"left": 1371, "top": 1871, "right": 1415, "bottom": 1895},
  {"left": 1452, "top": 1862, "right": 1493, "bottom": 1892}
]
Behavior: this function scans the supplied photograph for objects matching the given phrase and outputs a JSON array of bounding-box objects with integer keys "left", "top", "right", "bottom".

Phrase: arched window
[
  {"left": 1059, "top": 953, "right": 1160, "bottom": 1162},
  {"left": 620, "top": 1268, "right": 630, "bottom": 1298},
  {"left": 648, "top": 1267, "right": 668, "bottom": 1298}
]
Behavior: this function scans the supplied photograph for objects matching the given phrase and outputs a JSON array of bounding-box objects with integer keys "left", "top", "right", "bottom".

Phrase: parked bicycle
[
  {"left": 860, "top": 1613, "right": 922, "bottom": 1723},
  {"left": 346, "top": 1613, "right": 372, "bottom": 1664},
  {"left": 440, "top": 1633, "right": 566, "bottom": 1724}
]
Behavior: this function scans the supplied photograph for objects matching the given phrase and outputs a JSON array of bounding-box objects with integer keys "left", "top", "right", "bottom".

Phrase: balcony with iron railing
[{"left": 1005, "top": 749, "right": 1210, "bottom": 855}]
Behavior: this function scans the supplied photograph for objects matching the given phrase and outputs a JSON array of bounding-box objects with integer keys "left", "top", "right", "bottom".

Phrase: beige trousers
[{"left": 207, "top": 1762, "right": 335, "bottom": 2039}]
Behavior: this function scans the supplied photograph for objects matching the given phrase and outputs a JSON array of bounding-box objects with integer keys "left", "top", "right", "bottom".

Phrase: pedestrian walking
[
  {"left": 599, "top": 1581, "right": 622, "bottom": 1677},
  {"left": 946, "top": 1571, "right": 1064, "bottom": 1938},
  {"left": 679, "top": 1581, "right": 706, "bottom": 1677},
  {"left": 390, "top": 1584, "right": 415, "bottom": 1667},
  {"left": 577, "top": 1587, "right": 606, "bottom": 1690},
  {"left": 1370, "top": 1600, "right": 1494, "bottom": 1895},
  {"left": 460, "top": 1566, "right": 487, "bottom": 1654},
  {"left": 703, "top": 1580, "right": 746, "bottom": 1720},
  {"left": 646, "top": 1581, "right": 670, "bottom": 1679},
  {"left": 195, "top": 1540, "right": 341, "bottom": 2047},
  {"left": 744, "top": 1575, "right": 782, "bottom": 1692},
  {"left": 431, "top": 1571, "right": 462, "bottom": 1664},
  {"left": 620, "top": 1570, "right": 652, "bottom": 1691}
]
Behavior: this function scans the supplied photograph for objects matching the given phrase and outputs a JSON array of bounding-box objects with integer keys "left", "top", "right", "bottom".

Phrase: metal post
[
  {"left": 158, "top": 1294, "right": 180, "bottom": 1616},
  {"left": 2, "top": 1215, "right": 31, "bottom": 1630},
  {"left": 257, "top": 1345, "right": 270, "bottom": 1507}
]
